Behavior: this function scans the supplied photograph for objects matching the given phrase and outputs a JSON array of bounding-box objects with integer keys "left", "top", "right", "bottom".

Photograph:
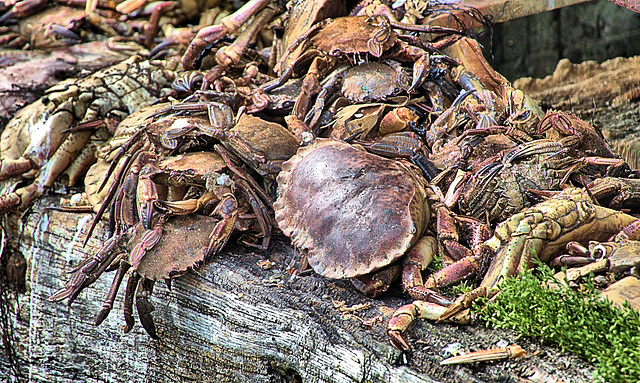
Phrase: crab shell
[
  {"left": 129, "top": 214, "right": 219, "bottom": 281},
  {"left": 310, "top": 16, "right": 398, "bottom": 57},
  {"left": 341, "top": 62, "right": 401, "bottom": 102},
  {"left": 274, "top": 139, "right": 429, "bottom": 279}
]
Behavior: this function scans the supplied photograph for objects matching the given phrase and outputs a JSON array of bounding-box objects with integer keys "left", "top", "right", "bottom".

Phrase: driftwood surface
[
  {"left": 2, "top": 195, "right": 595, "bottom": 383},
  {"left": 3, "top": 55, "right": 640, "bottom": 383}
]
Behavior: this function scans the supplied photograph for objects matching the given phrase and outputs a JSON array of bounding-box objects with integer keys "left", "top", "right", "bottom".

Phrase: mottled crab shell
[
  {"left": 310, "top": 16, "right": 397, "bottom": 56},
  {"left": 274, "top": 139, "right": 429, "bottom": 279},
  {"left": 129, "top": 214, "right": 219, "bottom": 281},
  {"left": 341, "top": 62, "right": 401, "bottom": 102}
]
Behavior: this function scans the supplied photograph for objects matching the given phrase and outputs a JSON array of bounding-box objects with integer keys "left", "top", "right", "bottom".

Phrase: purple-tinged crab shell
[{"left": 274, "top": 139, "right": 429, "bottom": 279}]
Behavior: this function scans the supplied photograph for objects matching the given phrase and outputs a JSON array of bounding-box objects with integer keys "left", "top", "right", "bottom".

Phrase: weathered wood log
[{"left": 1, "top": 196, "right": 596, "bottom": 382}]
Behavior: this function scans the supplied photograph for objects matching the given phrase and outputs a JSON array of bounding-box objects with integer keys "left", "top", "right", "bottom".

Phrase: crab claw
[
  {"left": 182, "top": 24, "right": 227, "bottom": 69},
  {"left": 181, "top": 0, "right": 271, "bottom": 69},
  {"left": 0, "top": 0, "right": 47, "bottom": 25},
  {"left": 408, "top": 55, "right": 430, "bottom": 92},
  {"left": 388, "top": 300, "right": 470, "bottom": 356}
]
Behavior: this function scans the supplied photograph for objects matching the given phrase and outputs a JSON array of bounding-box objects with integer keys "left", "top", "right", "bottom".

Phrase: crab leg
[
  {"left": 351, "top": 264, "right": 402, "bottom": 298},
  {"left": 273, "top": 19, "right": 332, "bottom": 74},
  {"left": 95, "top": 259, "right": 130, "bottom": 326},
  {"left": 181, "top": 0, "right": 271, "bottom": 69},
  {"left": 48, "top": 233, "right": 125, "bottom": 304},
  {"left": 235, "top": 178, "right": 272, "bottom": 250},
  {"left": 440, "top": 344, "right": 526, "bottom": 365},
  {"left": 122, "top": 272, "right": 141, "bottom": 333},
  {"left": 136, "top": 161, "right": 164, "bottom": 230},
  {"left": 214, "top": 144, "right": 273, "bottom": 205},
  {"left": 215, "top": 6, "right": 277, "bottom": 68},
  {"left": 400, "top": 236, "right": 451, "bottom": 304},
  {"left": 136, "top": 278, "right": 158, "bottom": 339},
  {"left": 205, "top": 191, "right": 238, "bottom": 260},
  {"left": 387, "top": 300, "right": 470, "bottom": 360}
]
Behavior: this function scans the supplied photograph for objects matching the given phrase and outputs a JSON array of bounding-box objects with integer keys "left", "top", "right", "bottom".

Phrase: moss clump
[{"left": 473, "top": 264, "right": 640, "bottom": 383}]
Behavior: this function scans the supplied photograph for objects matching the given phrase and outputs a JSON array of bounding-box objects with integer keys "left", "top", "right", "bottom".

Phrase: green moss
[{"left": 473, "top": 264, "right": 640, "bottom": 383}]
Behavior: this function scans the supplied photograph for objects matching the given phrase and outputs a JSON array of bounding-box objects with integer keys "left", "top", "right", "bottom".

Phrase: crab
[
  {"left": 263, "top": 13, "right": 463, "bottom": 127},
  {"left": 587, "top": 176, "right": 640, "bottom": 210},
  {"left": 179, "top": 0, "right": 278, "bottom": 72},
  {"left": 538, "top": 109, "right": 625, "bottom": 161},
  {"left": 456, "top": 138, "right": 626, "bottom": 222},
  {"left": 274, "top": 138, "right": 456, "bottom": 302},
  {"left": 49, "top": 101, "right": 300, "bottom": 335},
  {"left": 424, "top": 103, "right": 627, "bottom": 222},
  {"left": 0, "top": 55, "right": 177, "bottom": 214},
  {"left": 143, "top": 100, "right": 301, "bottom": 181},
  {"left": 51, "top": 147, "right": 271, "bottom": 337},
  {"left": 0, "top": 5, "right": 84, "bottom": 49},
  {"left": 387, "top": 188, "right": 639, "bottom": 355},
  {"left": 50, "top": 209, "right": 224, "bottom": 338}
]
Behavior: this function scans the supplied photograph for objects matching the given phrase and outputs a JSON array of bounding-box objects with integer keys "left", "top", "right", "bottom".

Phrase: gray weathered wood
[
  {"left": 2, "top": 199, "right": 436, "bottom": 382},
  {"left": 1, "top": 195, "right": 597, "bottom": 382}
]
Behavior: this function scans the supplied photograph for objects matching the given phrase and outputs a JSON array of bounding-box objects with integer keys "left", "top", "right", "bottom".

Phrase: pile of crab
[{"left": 1, "top": 0, "right": 639, "bottom": 362}]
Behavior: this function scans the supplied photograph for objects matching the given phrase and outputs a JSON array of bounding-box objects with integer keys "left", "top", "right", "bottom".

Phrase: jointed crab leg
[
  {"left": 440, "top": 344, "right": 526, "bottom": 365},
  {"left": 181, "top": 0, "right": 271, "bottom": 70},
  {"left": 122, "top": 272, "right": 141, "bottom": 333},
  {"left": 235, "top": 178, "right": 272, "bottom": 250},
  {"left": 136, "top": 279, "right": 158, "bottom": 339},
  {"left": 388, "top": 300, "right": 470, "bottom": 360},
  {"left": 47, "top": 232, "right": 125, "bottom": 304},
  {"left": 400, "top": 236, "right": 454, "bottom": 305},
  {"left": 95, "top": 259, "right": 130, "bottom": 326},
  {"left": 440, "top": 188, "right": 639, "bottom": 320}
]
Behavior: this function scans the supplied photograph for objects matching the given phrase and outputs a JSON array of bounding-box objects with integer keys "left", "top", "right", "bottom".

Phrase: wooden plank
[{"left": 427, "top": 0, "right": 593, "bottom": 29}]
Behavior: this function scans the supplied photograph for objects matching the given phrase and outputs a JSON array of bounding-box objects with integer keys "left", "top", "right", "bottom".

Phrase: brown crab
[
  {"left": 587, "top": 176, "right": 640, "bottom": 210},
  {"left": 274, "top": 138, "right": 452, "bottom": 301},
  {"left": 387, "top": 188, "right": 639, "bottom": 355},
  {"left": 49, "top": 146, "right": 263, "bottom": 336},
  {"left": 49, "top": 101, "right": 300, "bottom": 336},
  {"left": 455, "top": 109, "right": 630, "bottom": 223},
  {"left": 263, "top": 14, "right": 462, "bottom": 126}
]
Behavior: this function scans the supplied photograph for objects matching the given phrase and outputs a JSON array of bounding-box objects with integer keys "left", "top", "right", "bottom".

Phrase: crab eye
[
  {"left": 515, "top": 110, "right": 530, "bottom": 121},
  {"left": 592, "top": 244, "right": 607, "bottom": 259}
]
